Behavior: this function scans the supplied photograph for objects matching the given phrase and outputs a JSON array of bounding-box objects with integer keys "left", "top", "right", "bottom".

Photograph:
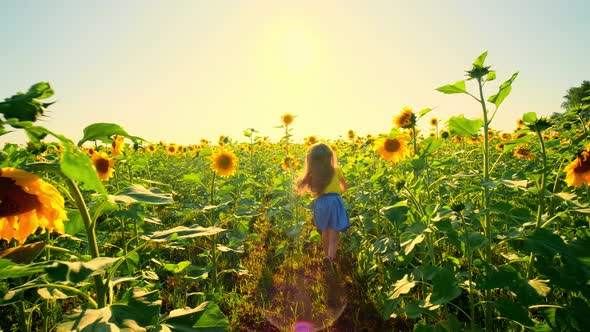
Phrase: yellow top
[{"left": 322, "top": 167, "right": 344, "bottom": 194}]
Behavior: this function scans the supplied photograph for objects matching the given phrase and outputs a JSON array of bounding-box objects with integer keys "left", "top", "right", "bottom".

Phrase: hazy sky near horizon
[{"left": 1, "top": 0, "right": 589, "bottom": 145}]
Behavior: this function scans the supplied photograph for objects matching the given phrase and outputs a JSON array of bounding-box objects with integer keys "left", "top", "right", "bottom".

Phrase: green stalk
[
  {"left": 17, "top": 301, "right": 29, "bottom": 332},
  {"left": 13, "top": 283, "right": 98, "bottom": 309},
  {"left": 209, "top": 171, "right": 218, "bottom": 292},
  {"left": 476, "top": 76, "right": 493, "bottom": 332},
  {"left": 412, "top": 125, "right": 418, "bottom": 156},
  {"left": 64, "top": 178, "right": 106, "bottom": 308},
  {"left": 459, "top": 211, "right": 476, "bottom": 331}
]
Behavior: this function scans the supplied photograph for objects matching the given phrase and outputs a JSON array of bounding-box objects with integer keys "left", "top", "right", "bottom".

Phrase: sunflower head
[
  {"left": 305, "top": 136, "right": 318, "bottom": 146},
  {"left": 347, "top": 130, "right": 355, "bottom": 140},
  {"left": 513, "top": 144, "right": 535, "bottom": 160},
  {"left": 281, "top": 155, "right": 300, "bottom": 172},
  {"left": 564, "top": 146, "right": 590, "bottom": 187},
  {"left": 430, "top": 118, "right": 438, "bottom": 126},
  {"left": 211, "top": 150, "right": 238, "bottom": 177},
  {"left": 440, "top": 130, "right": 450, "bottom": 139},
  {"left": 92, "top": 152, "right": 115, "bottom": 180},
  {"left": 394, "top": 107, "right": 416, "bottom": 129},
  {"left": 166, "top": 144, "right": 178, "bottom": 154},
  {"left": 111, "top": 138, "right": 125, "bottom": 157},
  {"left": 375, "top": 136, "right": 408, "bottom": 162},
  {"left": 280, "top": 113, "right": 295, "bottom": 127},
  {"left": 0, "top": 168, "right": 67, "bottom": 243},
  {"left": 147, "top": 145, "right": 157, "bottom": 153}
]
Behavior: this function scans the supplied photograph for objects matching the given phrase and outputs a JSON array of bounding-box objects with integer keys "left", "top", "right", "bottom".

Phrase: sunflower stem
[
  {"left": 209, "top": 171, "right": 218, "bottom": 293},
  {"left": 476, "top": 75, "right": 493, "bottom": 332},
  {"left": 64, "top": 177, "right": 106, "bottom": 308}
]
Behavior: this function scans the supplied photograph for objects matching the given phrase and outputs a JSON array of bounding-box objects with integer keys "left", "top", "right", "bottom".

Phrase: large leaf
[
  {"left": 0, "top": 241, "right": 45, "bottom": 264},
  {"left": 473, "top": 51, "right": 488, "bottom": 67},
  {"left": 435, "top": 80, "right": 467, "bottom": 94},
  {"left": 57, "top": 288, "right": 160, "bottom": 332},
  {"left": 429, "top": 267, "right": 462, "bottom": 305},
  {"left": 401, "top": 233, "right": 424, "bottom": 256},
  {"left": 390, "top": 274, "right": 416, "bottom": 299},
  {"left": 524, "top": 228, "right": 567, "bottom": 257},
  {"left": 109, "top": 185, "right": 174, "bottom": 205},
  {"left": 488, "top": 72, "right": 519, "bottom": 109},
  {"left": 60, "top": 142, "right": 106, "bottom": 194},
  {"left": 46, "top": 257, "right": 121, "bottom": 284},
  {"left": 381, "top": 201, "right": 409, "bottom": 225},
  {"left": 0, "top": 258, "right": 48, "bottom": 280},
  {"left": 447, "top": 115, "right": 483, "bottom": 136},
  {"left": 143, "top": 225, "right": 226, "bottom": 242},
  {"left": 77, "top": 123, "right": 143, "bottom": 146},
  {"left": 156, "top": 302, "right": 229, "bottom": 331},
  {"left": 496, "top": 299, "right": 533, "bottom": 327}
]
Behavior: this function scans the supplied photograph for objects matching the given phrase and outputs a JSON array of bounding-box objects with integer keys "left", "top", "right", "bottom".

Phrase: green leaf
[
  {"left": 447, "top": 115, "right": 483, "bottom": 136},
  {"left": 144, "top": 225, "right": 226, "bottom": 242},
  {"left": 488, "top": 71, "right": 519, "bottom": 109},
  {"left": 466, "top": 232, "right": 488, "bottom": 251},
  {"left": 435, "top": 80, "right": 467, "bottom": 94},
  {"left": 38, "top": 286, "right": 76, "bottom": 300},
  {"left": 164, "top": 261, "right": 192, "bottom": 274},
  {"left": 64, "top": 209, "right": 86, "bottom": 236},
  {"left": 496, "top": 299, "right": 533, "bottom": 327},
  {"left": 77, "top": 123, "right": 143, "bottom": 146},
  {"left": 401, "top": 233, "right": 424, "bottom": 256},
  {"left": 26, "top": 82, "right": 54, "bottom": 99},
  {"left": 198, "top": 147, "right": 213, "bottom": 157},
  {"left": 524, "top": 228, "right": 568, "bottom": 257},
  {"left": 528, "top": 278, "right": 551, "bottom": 297},
  {"left": 0, "top": 258, "right": 48, "bottom": 280},
  {"left": 429, "top": 267, "right": 462, "bottom": 305},
  {"left": 486, "top": 70, "right": 496, "bottom": 81},
  {"left": 418, "top": 107, "right": 433, "bottom": 117},
  {"left": 60, "top": 143, "right": 106, "bottom": 194},
  {"left": 157, "top": 302, "right": 229, "bottom": 331},
  {"left": 473, "top": 51, "right": 488, "bottom": 67},
  {"left": 46, "top": 257, "right": 121, "bottom": 283},
  {"left": 390, "top": 274, "right": 416, "bottom": 299},
  {"left": 419, "top": 136, "right": 443, "bottom": 155},
  {"left": 381, "top": 201, "right": 409, "bottom": 225},
  {"left": 108, "top": 185, "right": 174, "bottom": 205},
  {"left": 522, "top": 112, "right": 537, "bottom": 124},
  {"left": 57, "top": 288, "right": 160, "bottom": 332}
]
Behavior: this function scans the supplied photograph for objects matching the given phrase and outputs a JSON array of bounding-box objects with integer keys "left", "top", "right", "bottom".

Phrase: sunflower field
[{"left": 1, "top": 53, "right": 589, "bottom": 332}]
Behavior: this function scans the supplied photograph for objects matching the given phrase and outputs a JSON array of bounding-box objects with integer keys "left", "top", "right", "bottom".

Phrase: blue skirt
[{"left": 313, "top": 193, "right": 350, "bottom": 232}]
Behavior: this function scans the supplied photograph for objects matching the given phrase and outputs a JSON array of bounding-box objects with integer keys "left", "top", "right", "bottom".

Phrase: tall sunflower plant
[{"left": 0, "top": 83, "right": 230, "bottom": 331}]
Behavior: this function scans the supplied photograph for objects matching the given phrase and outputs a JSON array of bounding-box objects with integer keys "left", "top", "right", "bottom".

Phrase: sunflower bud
[
  {"left": 466, "top": 65, "right": 491, "bottom": 80},
  {"left": 450, "top": 198, "right": 465, "bottom": 212}
]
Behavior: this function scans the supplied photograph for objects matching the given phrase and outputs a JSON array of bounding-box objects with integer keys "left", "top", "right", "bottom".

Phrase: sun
[{"left": 264, "top": 21, "right": 319, "bottom": 75}]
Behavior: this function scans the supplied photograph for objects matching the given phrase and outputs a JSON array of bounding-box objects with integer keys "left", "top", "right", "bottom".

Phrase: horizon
[{"left": 1, "top": 1, "right": 589, "bottom": 146}]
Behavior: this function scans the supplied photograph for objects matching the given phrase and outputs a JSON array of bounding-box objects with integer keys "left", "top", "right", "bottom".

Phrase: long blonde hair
[{"left": 297, "top": 142, "right": 336, "bottom": 195}]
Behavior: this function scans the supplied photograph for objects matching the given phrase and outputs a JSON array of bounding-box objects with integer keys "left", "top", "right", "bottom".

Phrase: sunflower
[
  {"left": 281, "top": 155, "right": 300, "bottom": 172},
  {"left": 347, "top": 130, "right": 355, "bottom": 140},
  {"left": 281, "top": 113, "right": 295, "bottom": 126},
  {"left": 501, "top": 133, "right": 512, "bottom": 141},
  {"left": 393, "top": 106, "right": 416, "bottom": 129},
  {"left": 86, "top": 147, "right": 96, "bottom": 156},
  {"left": 146, "top": 144, "right": 157, "bottom": 153},
  {"left": 111, "top": 137, "right": 125, "bottom": 157},
  {"left": 305, "top": 136, "right": 318, "bottom": 146},
  {"left": 166, "top": 144, "right": 178, "bottom": 154},
  {"left": 0, "top": 168, "right": 68, "bottom": 243},
  {"left": 513, "top": 144, "right": 534, "bottom": 160},
  {"left": 430, "top": 118, "right": 438, "bottom": 126},
  {"left": 211, "top": 150, "right": 238, "bottom": 177},
  {"left": 375, "top": 136, "right": 408, "bottom": 162},
  {"left": 564, "top": 146, "right": 590, "bottom": 187},
  {"left": 92, "top": 152, "right": 115, "bottom": 180}
]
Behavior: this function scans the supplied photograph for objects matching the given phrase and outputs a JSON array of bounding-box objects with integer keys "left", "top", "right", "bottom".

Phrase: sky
[{"left": 1, "top": 0, "right": 589, "bottom": 146}]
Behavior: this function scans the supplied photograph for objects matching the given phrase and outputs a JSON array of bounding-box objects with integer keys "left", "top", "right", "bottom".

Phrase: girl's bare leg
[
  {"left": 321, "top": 230, "right": 330, "bottom": 258},
  {"left": 327, "top": 230, "right": 339, "bottom": 260}
]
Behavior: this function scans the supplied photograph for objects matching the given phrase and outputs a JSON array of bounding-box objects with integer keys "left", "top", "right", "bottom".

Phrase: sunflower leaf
[
  {"left": 143, "top": 225, "right": 226, "bottom": 242},
  {"left": 60, "top": 143, "right": 106, "bottom": 194},
  {"left": 488, "top": 71, "right": 519, "bottom": 109},
  {"left": 108, "top": 185, "right": 174, "bottom": 205},
  {"left": 435, "top": 80, "right": 467, "bottom": 94},
  {"left": 77, "top": 122, "right": 144, "bottom": 146},
  {"left": 447, "top": 115, "right": 483, "bottom": 136}
]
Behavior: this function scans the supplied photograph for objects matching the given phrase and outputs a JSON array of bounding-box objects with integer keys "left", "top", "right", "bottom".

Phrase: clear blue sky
[{"left": 1, "top": 0, "right": 589, "bottom": 145}]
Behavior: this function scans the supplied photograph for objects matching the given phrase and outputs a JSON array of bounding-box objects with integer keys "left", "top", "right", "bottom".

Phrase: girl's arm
[{"left": 339, "top": 171, "right": 348, "bottom": 192}]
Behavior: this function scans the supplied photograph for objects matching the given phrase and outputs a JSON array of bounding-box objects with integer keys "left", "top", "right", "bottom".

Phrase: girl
[{"left": 297, "top": 142, "right": 349, "bottom": 263}]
